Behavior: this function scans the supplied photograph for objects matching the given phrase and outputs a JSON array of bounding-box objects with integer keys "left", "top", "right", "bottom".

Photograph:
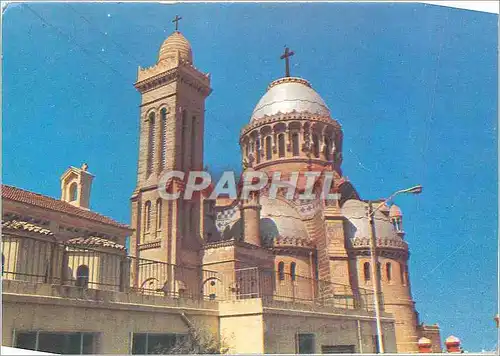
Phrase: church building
[{"left": 2, "top": 19, "right": 442, "bottom": 354}]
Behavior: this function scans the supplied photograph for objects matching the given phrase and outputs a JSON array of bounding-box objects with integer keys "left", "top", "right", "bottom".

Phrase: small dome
[
  {"left": 158, "top": 31, "right": 193, "bottom": 64},
  {"left": 445, "top": 336, "right": 460, "bottom": 344},
  {"left": 389, "top": 204, "right": 402, "bottom": 218},
  {"left": 418, "top": 337, "right": 432, "bottom": 346},
  {"left": 259, "top": 196, "right": 309, "bottom": 246},
  {"left": 250, "top": 77, "right": 330, "bottom": 122}
]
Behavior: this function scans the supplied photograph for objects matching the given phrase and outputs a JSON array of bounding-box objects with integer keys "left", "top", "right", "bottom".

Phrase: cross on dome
[
  {"left": 280, "top": 46, "right": 295, "bottom": 77},
  {"left": 172, "top": 15, "right": 182, "bottom": 32}
]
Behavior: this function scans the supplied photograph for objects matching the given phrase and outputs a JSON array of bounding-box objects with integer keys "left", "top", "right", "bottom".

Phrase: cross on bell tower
[
  {"left": 172, "top": 15, "right": 182, "bottom": 31},
  {"left": 280, "top": 46, "right": 295, "bottom": 77}
]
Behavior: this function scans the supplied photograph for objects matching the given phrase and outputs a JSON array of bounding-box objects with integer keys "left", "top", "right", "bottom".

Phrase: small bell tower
[{"left": 60, "top": 163, "right": 94, "bottom": 210}]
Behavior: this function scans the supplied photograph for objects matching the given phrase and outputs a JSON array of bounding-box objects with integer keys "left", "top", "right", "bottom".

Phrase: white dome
[{"left": 251, "top": 77, "right": 330, "bottom": 122}]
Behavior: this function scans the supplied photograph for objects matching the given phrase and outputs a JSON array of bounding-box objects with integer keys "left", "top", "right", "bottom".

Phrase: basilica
[{"left": 2, "top": 23, "right": 442, "bottom": 354}]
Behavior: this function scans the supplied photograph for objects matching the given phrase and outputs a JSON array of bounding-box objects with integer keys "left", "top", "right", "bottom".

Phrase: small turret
[
  {"left": 60, "top": 163, "right": 94, "bottom": 210},
  {"left": 239, "top": 169, "right": 262, "bottom": 246},
  {"left": 390, "top": 204, "right": 404, "bottom": 234}
]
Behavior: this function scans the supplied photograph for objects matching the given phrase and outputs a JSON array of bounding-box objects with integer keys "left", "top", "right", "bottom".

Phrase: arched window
[
  {"left": 312, "top": 134, "right": 320, "bottom": 158},
  {"left": 146, "top": 112, "right": 155, "bottom": 176},
  {"left": 156, "top": 199, "right": 162, "bottom": 230},
  {"left": 386, "top": 262, "right": 392, "bottom": 282},
  {"left": 400, "top": 262, "right": 405, "bottom": 284},
  {"left": 75, "top": 265, "right": 89, "bottom": 288},
  {"left": 181, "top": 109, "right": 188, "bottom": 171},
  {"left": 69, "top": 182, "right": 78, "bottom": 202},
  {"left": 190, "top": 204, "right": 196, "bottom": 234},
  {"left": 278, "top": 134, "right": 285, "bottom": 158},
  {"left": 324, "top": 136, "right": 332, "bottom": 160},
  {"left": 144, "top": 201, "right": 152, "bottom": 232},
  {"left": 292, "top": 132, "right": 300, "bottom": 156},
  {"left": 278, "top": 261, "right": 285, "bottom": 281},
  {"left": 159, "top": 108, "right": 167, "bottom": 172},
  {"left": 256, "top": 139, "right": 261, "bottom": 164},
  {"left": 377, "top": 262, "right": 382, "bottom": 281},
  {"left": 265, "top": 136, "right": 272, "bottom": 160},
  {"left": 191, "top": 116, "right": 197, "bottom": 169},
  {"left": 363, "top": 262, "right": 371, "bottom": 281},
  {"left": 290, "top": 262, "right": 296, "bottom": 281},
  {"left": 404, "top": 265, "right": 409, "bottom": 285}
]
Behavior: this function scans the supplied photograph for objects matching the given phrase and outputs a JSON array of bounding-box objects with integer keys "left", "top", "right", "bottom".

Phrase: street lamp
[{"left": 367, "top": 185, "right": 423, "bottom": 353}]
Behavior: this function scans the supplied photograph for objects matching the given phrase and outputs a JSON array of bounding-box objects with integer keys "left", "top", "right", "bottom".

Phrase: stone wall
[{"left": 2, "top": 280, "right": 218, "bottom": 354}]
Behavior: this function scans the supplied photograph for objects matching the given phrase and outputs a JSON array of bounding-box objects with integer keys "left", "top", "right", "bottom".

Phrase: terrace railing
[
  {"left": 2, "top": 234, "right": 381, "bottom": 312},
  {"left": 214, "top": 267, "right": 381, "bottom": 312}
]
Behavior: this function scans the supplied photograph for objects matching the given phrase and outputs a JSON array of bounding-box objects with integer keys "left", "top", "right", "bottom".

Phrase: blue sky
[{"left": 2, "top": 2, "right": 498, "bottom": 352}]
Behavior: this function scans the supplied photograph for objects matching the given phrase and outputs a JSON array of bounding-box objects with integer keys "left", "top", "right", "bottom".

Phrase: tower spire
[{"left": 280, "top": 46, "right": 295, "bottom": 77}]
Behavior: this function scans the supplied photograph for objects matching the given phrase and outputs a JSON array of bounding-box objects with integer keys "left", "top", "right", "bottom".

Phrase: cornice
[
  {"left": 135, "top": 65, "right": 211, "bottom": 97},
  {"left": 239, "top": 111, "right": 342, "bottom": 138},
  {"left": 138, "top": 240, "right": 162, "bottom": 251}
]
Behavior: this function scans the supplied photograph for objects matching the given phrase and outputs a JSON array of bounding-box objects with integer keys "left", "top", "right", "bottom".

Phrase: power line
[
  {"left": 24, "top": 4, "right": 130, "bottom": 83},
  {"left": 65, "top": 3, "right": 143, "bottom": 67}
]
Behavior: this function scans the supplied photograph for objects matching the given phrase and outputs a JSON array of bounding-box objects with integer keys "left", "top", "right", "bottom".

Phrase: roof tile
[{"left": 2, "top": 185, "right": 130, "bottom": 230}]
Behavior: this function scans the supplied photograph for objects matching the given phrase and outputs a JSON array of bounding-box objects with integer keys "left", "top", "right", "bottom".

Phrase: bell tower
[{"left": 129, "top": 19, "right": 212, "bottom": 293}]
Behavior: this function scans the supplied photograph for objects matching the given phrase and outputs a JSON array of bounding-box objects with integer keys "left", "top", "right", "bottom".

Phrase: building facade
[{"left": 2, "top": 27, "right": 441, "bottom": 354}]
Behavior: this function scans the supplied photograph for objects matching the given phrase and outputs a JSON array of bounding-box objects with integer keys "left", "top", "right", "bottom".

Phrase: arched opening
[
  {"left": 156, "top": 199, "right": 162, "bottom": 231},
  {"left": 75, "top": 265, "right": 89, "bottom": 288},
  {"left": 400, "top": 262, "right": 405, "bottom": 284},
  {"left": 265, "top": 136, "right": 272, "bottom": 160},
  {"left": 147, "top": 112, "right": 155, "bottom": 176},
  {"left": 278, "top": 134, "right": 285, "bottom": 158},
  {"left": 159, "top": 108, "right": 167, "bottom": 171},
  {"left": 386, "top": 262, "right": 392, "bottom": 282},
  {"left": 144, "top": 201, "right": 152, "bottom": 233},
  {"left": 191, "top": 116, "right": 197, "bottom": 169},
  {"left": 324, "top": 136, "right": 332, "bottom": 160},
  {"left": 363, "top": 262, "right": 371, "bottom": 281},
  {"left": 278, "top": 261, "right": 285, "bottom": 281},
  {"left": 190, "top": 203, "right": 196, "bottom": 235},
  {"left": 292, "top": 132, "right": 300, "bottom": 156},
  {"left": 290, "top": 262, "right": 296, "bottom": 281},
  {"left": 404, "top": 265, "right": 409, "bottom": 286},
  {"left": 255, "top": 139, "right": 261, "bottom": 164},
  {"left": 181, "top": 109, "right": 188, "bottom": 171},
  {"left": 312, "top": 134, "right": 320, "bottom": 158},
  {"left": 377, "top": 262, "right": 382, "bottom": 281},
  {"left": 69, "top": 182, "right": 78, "bottom": 202},
  {"left": 202, "top": 277, "right": 221, "bottom": 300}
]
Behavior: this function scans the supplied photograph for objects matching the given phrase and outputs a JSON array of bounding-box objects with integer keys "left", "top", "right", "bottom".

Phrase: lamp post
[
  {"left": 367, "top": 185, "right": 423, "bottom": 354},
  {"left": 495, "top": 314, "right": 500, "bottom": 354}
]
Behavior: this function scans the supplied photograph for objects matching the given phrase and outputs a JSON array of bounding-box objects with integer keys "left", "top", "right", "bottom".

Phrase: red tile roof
[
  {"left": 2, "top": 219, "right": 54, "bottom": 236},
  {"left": 66, "top": 236, "right": 126, "bottom": 251},
  {"left": 1, "top": 184, "right": 130, "bottom": 230}
]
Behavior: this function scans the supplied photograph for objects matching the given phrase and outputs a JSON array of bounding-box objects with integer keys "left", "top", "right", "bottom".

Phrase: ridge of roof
[{"left": 1, "top": 184, "right": 131, "bottom": 230}]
